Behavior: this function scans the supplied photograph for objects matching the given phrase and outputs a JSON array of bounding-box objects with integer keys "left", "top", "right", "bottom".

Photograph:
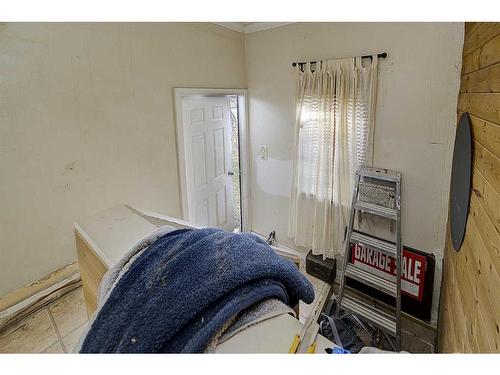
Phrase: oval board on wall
[{"left": 449, "top": 112, "right": 472, "bottom": 251}]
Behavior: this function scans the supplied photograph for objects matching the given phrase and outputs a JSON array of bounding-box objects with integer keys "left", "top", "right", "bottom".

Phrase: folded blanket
[{"left": 80, "top": 227, "right": 314, "bottom": 353}]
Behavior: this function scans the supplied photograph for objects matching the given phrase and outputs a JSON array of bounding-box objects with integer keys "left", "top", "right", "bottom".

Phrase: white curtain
[{"left": 288, "top": 56, "right": 378, "bottom": 259}]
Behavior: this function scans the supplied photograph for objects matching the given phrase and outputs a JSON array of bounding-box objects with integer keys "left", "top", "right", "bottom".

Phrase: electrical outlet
[{"left": 259, "top": 145, "right": 268, "bottom": 160}]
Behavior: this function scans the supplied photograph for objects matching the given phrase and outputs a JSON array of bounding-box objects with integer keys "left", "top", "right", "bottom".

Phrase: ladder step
[
  {"left": 350, "top": 231, "right": 397, "bottom": 257},
  {"left": 358, "top": 166, "right": 401, "bottom": 182},
  {"left": 345, "top": 264, "right": 397, "bottom": 297},
  {"left": 355, "top": 201, "right": 397, "bottom": 220},
  {"left": 358, "top": 181, "right": 395, "bottom": 209},
  {"left": 341, "top": 294, "right": 396, "bottom": 334}
]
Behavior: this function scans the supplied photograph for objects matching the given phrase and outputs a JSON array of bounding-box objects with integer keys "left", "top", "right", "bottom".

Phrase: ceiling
[{"left": 213, "top": 22, "right": 291, "bottom": 34}]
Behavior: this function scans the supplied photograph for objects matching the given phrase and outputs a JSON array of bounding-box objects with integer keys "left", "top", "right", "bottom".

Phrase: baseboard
[
  {"left": 0, "top": 262, "right": 80, "bottom": 312},
  {"left": 0, "top": 262, "right": 81, "bottom": 332}
]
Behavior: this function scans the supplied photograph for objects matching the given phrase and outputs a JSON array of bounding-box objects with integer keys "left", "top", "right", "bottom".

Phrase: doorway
[{"left": 174, "top": 88, "right": 249, "bottom": 232}]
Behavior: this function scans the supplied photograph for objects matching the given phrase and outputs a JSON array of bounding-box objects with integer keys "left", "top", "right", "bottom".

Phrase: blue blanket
[{"left": 80, "top": 228, "right": 314, "bottom": 353}]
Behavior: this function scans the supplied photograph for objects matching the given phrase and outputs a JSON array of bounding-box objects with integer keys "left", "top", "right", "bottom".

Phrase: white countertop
[
  {"left": 75, "top": 205, "right": 158, "bottom": 268},
  {"left": 216, "top": 314, "right": 334, "bottom": 354}
]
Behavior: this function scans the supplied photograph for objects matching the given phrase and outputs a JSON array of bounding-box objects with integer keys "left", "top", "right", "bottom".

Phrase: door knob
[{"left": 227, "top": 171, "right": 234, "bottom": 176}]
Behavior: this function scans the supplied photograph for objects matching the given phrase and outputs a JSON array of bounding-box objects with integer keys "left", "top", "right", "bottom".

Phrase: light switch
[{"left": 259, "top": 145, "right": 268, "bottom": 160}]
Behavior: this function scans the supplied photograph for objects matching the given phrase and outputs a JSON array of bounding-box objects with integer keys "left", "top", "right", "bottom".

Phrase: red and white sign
[{"left": 350, "top": 243, "right": 427, "bottom": 301}]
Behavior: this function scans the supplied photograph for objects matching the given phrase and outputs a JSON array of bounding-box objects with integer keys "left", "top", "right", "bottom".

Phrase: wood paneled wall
[{"left": 439, "top": 22, "right": 500, "bottom": 353}]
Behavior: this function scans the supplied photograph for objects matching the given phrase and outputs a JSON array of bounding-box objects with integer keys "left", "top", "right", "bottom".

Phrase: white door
[{"left": 181, "top": 96, "right": 236, "bottom": 231}]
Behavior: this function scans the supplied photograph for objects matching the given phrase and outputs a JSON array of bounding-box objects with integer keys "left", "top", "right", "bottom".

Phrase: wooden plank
[
  {"left": 442, "top": 240, "right": 461, "bottom": 352},
  {"left": 458, "top": 93, "right": 500, "bottom": 125},
  {"left": 463, "top": 23, "right": 500, "bottom": 57},
  {"left": 0, "top": 262, "right": 79, "bottom": 312},
  {"left": 440, "top": 183, "right": 499, "bottom": 353},
  {"left": 0, "top": 280, "right": 81, "bottom": 335},
  {"left": 439, "top": 231, "right": 452, "bottom": 352},
  {"left": 457, "top": 94, "right": 467, "bottom": 114},
  {"left": 442, "top": 23, "right": 500, "bottom": 351},
  {"left": 441, "top": 206, "right": 499, "bottom": 352},
  {"left": 467, "top": 196, "right": 500, "bottom": 353},
  {"left": 442, "top": 300, "right": 459, "bottom": 352},
  {"left": 452, "top": 238, "right": 480, "bottom": 352},
  {"left": 462, "top": 48, "right": 482, "bottom": 76},
  {"left": 438, "top": 267, "right": 449, "bottom": 352},
  {"left": 465, "top": 23, "right": 481, "bottom": 39},
  {"left": 440, "top": 253, "right": 458, "bottom": 352},
  {"left": 444, "top": 237, "right": 474, "bottom": 352},
  {"left": 75, "top": 232, "right": 108, "bottom": 317},
  {"left": 459, "top": 225, "right": 492, "bottom": 352},
  {"left": 441, "top": 188, "right": 500, "bottom": 352},
  {"left": 447, "top": 261, "right": 473, "bottom": 352},
  {"left": 461, "top": 63, "right": 500, "bottom": 93},
  {"left": 441, "top": 289, "right": 458, "bottom": 352},
  {"left": 462, "top": 34, "right": 500, "bottom": 75},
  {"left": 473, "top": 140, "right": 500, "bottom": 196},
  {"left": 460, "top": 217, "right": 500, "bottom": 352},
  {"left": 469, "top": 191, "right": 500, "bottom": 277},
  {"left": 469, "top": 113, "right": 500, "bottom": 159},
  {"left": 465, "top": 215, "right": 500, "bottom": 351},
  {"left": 471, "top": 166, "right": 500, "bottom": 238}
]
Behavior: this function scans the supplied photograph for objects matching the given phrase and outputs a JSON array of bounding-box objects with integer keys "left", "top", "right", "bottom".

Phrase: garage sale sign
[
  {"left": 350, "top": 243, "right": 427, "bottom": 302},
  {"left": 346, "top": 236, "right": 435, "bottom": 322}
]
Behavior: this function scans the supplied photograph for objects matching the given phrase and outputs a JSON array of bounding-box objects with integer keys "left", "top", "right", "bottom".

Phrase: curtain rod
[{"left": 291, "top": 52, "right": 387, "bottom": 67}]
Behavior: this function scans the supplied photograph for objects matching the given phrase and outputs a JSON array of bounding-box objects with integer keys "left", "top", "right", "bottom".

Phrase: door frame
[{"left": 173, "top": 88, "right": 251, "bottom": 232}]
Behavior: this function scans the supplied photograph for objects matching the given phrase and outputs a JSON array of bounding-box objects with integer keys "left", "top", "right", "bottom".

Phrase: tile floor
[
  {"left": 0, "top": 269, "right": 324, "bottom": 354},
  {"left": 0, "top": 288, "right": 89, "bottom": 353},
  {"left": 4, "top": 269, "right": 438, "bottom": 353}
]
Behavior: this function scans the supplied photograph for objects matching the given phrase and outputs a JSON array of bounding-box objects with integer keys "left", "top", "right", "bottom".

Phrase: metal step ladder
[{"left": 335, "top": 166, "right": 402, "bottom": 351}]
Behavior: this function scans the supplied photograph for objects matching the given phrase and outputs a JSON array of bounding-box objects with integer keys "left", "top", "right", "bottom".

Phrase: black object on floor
[
  {"left": 306, "top": 250, "right": 336, "bottom": 284},
  {"left": 319, "top": 312, "right": 365, "bottom": 353}
]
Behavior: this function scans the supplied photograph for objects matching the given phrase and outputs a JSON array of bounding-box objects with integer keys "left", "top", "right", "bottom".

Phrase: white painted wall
[
  {"left": 0, "top": 22, "right": 464, "bottom": 325},
  {"left": 0, "top": 23, "right": 245, "bottom": 296},
  {"left": 244, "top": 23, "right": 464, "bottom": 324}
]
